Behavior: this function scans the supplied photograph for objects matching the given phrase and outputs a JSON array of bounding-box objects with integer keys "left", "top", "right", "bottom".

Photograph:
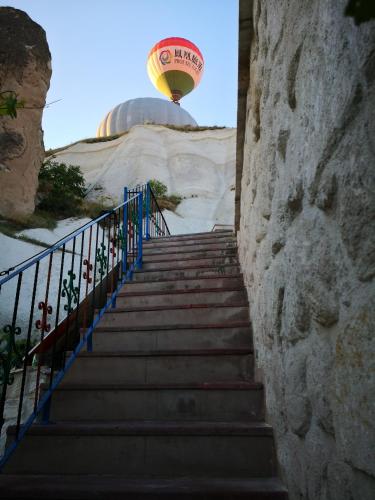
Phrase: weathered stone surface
[
  {"left": 0, "top": 7, "right": 51, "bottom": 219},
  {"left": 237, "top": 1, "right": 375, "bottom": 499}
]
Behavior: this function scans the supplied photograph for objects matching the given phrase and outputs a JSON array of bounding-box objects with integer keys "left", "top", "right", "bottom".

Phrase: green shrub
[
  {"left": 148, "top": 180, "right": 182, "bottom": 212},
  {"left": 0, "top": 91, "right": 24, "bottom": 118},
  {"left": 37, "top": 159, "right": 86, "bottom": 217},
  {"left": 149, "top": 179, "right": 167, "bottom": 198}
]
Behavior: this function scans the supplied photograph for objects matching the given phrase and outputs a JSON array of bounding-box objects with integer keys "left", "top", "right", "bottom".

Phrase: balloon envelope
[{"left": 147, "top": 37, "right": 204, "bottom": 102}]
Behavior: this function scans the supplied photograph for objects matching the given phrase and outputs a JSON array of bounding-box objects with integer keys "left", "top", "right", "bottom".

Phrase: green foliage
[
  {"left": 83, "top": 132, "right": 127, "bottom": 144},
  {"left": 37, "top": 159, "right": 86, "bottom": 217},
  {"left": 163, "top": 124, "right": 226, "bottom": 132},
  {"left": 149, "top": 179, "right": 168, "bottom": 198},
  {"left": 45, "top": 132, "right": 128, "bottom": 157},
  {"left": 149, "top": 179, "right": 182, "bottom": 212},
  {"left": 168, "top": 194, "right": 183, "bottom": 205},
  {"left": 0, "top": 91, "right": 24, "bottom": 118},
  {"left": 345, "top": 0, "right": 375, "bottom": 24}
]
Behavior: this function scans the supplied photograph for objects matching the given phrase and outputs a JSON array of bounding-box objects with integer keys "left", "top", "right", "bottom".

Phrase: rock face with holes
[
  {"left": 237, "top": 1, "right": 375, "bottom": 499},
  {"left": 0, "top": 7, "right": 51, "bottom": 220}
]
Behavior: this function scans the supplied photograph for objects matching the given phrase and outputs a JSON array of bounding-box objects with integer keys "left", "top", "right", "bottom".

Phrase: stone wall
[
  {"left": 0, "top": 7, "right": 51, "bottom": 220},
  {"left": 236, "top": 1, "right": 375, "bottom": 499}
]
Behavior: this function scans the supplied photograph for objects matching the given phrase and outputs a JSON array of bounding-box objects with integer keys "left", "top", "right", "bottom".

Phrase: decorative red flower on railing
[
  {"left": 83, "top": 259, "right": 93, "bottom": 284},
  {"left": 35, "top": 301, "right": 53, "bottom": 333}
]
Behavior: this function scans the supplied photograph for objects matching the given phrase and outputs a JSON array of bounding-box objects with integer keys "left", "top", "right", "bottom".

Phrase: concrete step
[
  {"left": 89, "top": 324, "right": 252, "bottom": 351},
  {"left": 0, "top": 475, "right": 289, "bottom": 499},
  {"left": 143, "top": 233, "right": 235, "bottom": 246},
  {"left": 5, "top": 421, "right": 276, "bottom": 477},
  {"left": 142, "top": 240, "right": 236, "bottom": 255},
  {"left": 100, "top": 303, "right": 249, "bottom": 328},
  {"left": 114, "top": 288, "right": 247, "bottom": 308},
  {"left": 143, "top": 247, "right": 237, "bottom": 262},
  {"left": 141, "top": 255, "right": 239, "bottom": 271},
  {"left": 123, "top": 275, "right": 243, "bottom": 293},
  {"left": 50, "top": 382, "right": 264, "bottom": 422},
  {"left": 146, "top": 229, "right": 234, "bottom": 243},
  {"left": 133, "top": 265, "right": 241, "bottom": 281},
  {"left": 63, "top": 349, "right": 254, "bottom": 385}
]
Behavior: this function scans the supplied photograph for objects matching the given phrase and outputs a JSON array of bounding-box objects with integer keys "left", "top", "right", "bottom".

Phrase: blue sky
[{"left": 1, "top": 0, "right": 239, "bottom": 149}]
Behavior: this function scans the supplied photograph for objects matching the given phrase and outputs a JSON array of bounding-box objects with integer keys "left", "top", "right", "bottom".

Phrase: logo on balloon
[{"left": 159, "top": 50, "right": 171, "bottom": 65}]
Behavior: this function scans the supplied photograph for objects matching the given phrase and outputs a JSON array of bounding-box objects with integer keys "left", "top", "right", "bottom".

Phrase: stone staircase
[{"left": 0, "top": 230, "right": 288, "bottom": 499}]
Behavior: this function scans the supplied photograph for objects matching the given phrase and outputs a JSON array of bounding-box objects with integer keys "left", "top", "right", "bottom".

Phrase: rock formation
[
  {"left": 0, "top": 7, "right": 51, "bottom": 220},
  {"left": 236, "top": 1, "right": 375, "bottom": 499},
  {"left": 51, "top": 125, "right": 236, "bottom": 233}
]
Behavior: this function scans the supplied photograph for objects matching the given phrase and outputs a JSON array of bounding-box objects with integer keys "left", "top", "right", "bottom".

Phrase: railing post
[
  {"left": 145, "top": 182, "right": 150, "bottom": 240},
  {"left": 122, "top": 187, "right": 128, "bottom": 277},
  {"left": 137, "top": 192, "right": 143, "bottom": 269}
]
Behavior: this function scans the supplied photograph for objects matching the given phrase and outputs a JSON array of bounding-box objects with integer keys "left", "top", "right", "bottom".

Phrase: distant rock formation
[
  {"left": 50, "top": 125, "right": 236, "bottom": 233},
  {"left": 0, "top": 7, "right": 51, "bottom": 220}
]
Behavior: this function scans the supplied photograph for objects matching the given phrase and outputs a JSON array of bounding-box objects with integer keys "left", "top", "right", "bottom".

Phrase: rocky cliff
[
  {"left": 236, "top": 1, "right": 375, "bottom": 499},
  {"left": 51, "top": 125, "right": 236, "bottom": 233},
  {"left": 0, "top": 7, "right": 51, "bottom": 220}
]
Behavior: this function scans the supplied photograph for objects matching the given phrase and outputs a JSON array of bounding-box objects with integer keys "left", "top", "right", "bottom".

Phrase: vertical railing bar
[
  {"left": 74, "top": 231, "right": 85, "bottom": 340},
  {"left": 116, "top": 208, "right": 121, "bottom": 276},
  {"left": 15, "top": 262, "right": 39, "bottom": 438},
  {"left": 109, "top": 212, "right": 115, "bottom": 301},
  {"left": 0, "top": 272, "right": 23, "bottom": 433},
  {"left": 60, "top": 237, "right": 76, "bottom": 371},
  {"left": 145, "top": 182, "right": 150, "bottom": 240},
  {"left": 138, "top": 192, "right": 143, "bottom": 268},
  {"left": 134, "top": 195, "right": 137, "bottom": 269},
  {"left": 83, "top": 227, "right": 93, "bottom": 329},
  {"left": 33, "top": 252, "right": 53, "bottom": 413},
  {"left": 48, "top": 244, "right": 65, "bottom": 389},
  {"left": 98, "top": 217, "right": 106, "bottom": 311},
  {"left": 122, "top": 188, "right": 128, "bottom": 277},
  {"left": 88, "top": 224, "right": 100, "bottom": 352}
]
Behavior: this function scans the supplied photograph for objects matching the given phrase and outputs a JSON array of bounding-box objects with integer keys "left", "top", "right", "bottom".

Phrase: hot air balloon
[{"left": 147, "top": 37, "right": 204, "bottom": 104}]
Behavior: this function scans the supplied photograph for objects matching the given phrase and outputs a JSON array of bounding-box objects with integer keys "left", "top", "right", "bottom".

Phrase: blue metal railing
[{"left": 0, "top": 181, "right": 170, "bottom": 470}]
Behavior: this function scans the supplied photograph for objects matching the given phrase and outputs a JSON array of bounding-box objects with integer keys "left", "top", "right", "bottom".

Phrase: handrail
[
  {"left": 0, "top": 181, "right": 170, "bottom": 470},
  {"left": 0, "top": 194, "right": 139, "bottom": 287}
]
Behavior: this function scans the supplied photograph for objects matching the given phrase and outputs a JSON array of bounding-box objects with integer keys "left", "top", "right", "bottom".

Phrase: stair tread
[
  {"left": 106, "top": 302, "right": 248, "bottom": 313},
  {"left": 125, "top": 274, "right": 243, "bottom": 284},
  {"left": 144, "top": 234, "right": 235, "bottom": 244},
  {"left": 117, "top": 286, "right": 244, "bottom": 297},
  {"left": 93, "top": 321, "right": 251, "bottom": 332},
  {"left": 143, "top": 247, "right": 238, "bottom": 258},
  {"left": 141, "top": 243, "right": 237, "bottom": 253},
  {"left": 143, "top": 247, "right": 237, "bottom": 258},
  {"left": 56, "top": 381, "right": 263, "bottom": 391},
  {"left": 143, "top": 255, "right": 238, "bottom": 264},
  {"left": 75, "top": 348, "right": 253, "bottom": 357},
  {"left": 148, "top": 229, "right": 234, "bottom": 239},
  {"left": 145, "top": 233, "right": 235, "bottom": 242},
  {"left": 135, "top": 259, "right": 240, "bottom": 270},
  {"left": 0, "top": 475, "right": 288, "bottom": 497},
  {"left": 8, "top": 420, "right": 273, "bottom": 436}
]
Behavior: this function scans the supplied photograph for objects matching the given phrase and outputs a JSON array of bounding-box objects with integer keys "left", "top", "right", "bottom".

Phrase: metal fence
[{"left": 0, "top": 182, "right": 170, "bottom": 469}]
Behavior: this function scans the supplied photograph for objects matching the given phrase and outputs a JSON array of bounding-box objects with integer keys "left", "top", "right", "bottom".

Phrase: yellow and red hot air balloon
[{"left": 147, "top": 37, "right": 204, "bottom": 104}]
